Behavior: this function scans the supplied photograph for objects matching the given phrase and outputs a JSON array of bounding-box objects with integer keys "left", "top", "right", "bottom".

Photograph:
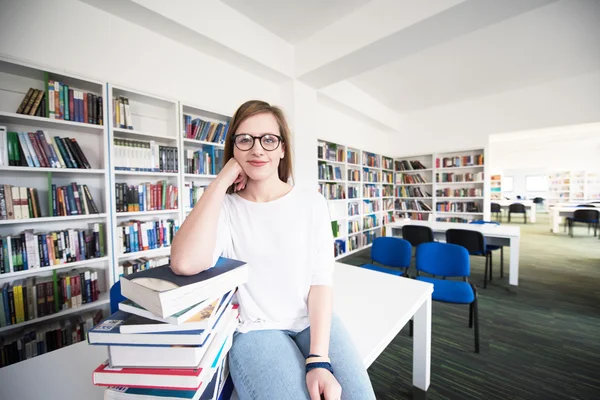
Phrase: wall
[
  {"left": 0, "top": 0, "right": 281, "bottom": 115},
  {"left": 398, "top": 71, "right": 600, "bottom": 155},
  {"left": 500, "top": 167, "right": 549, "bottom": 200}
]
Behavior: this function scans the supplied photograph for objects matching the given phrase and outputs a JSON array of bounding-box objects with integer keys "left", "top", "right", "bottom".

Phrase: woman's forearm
[
  {"left": 170, "top": 177, "right": 229, "bottom": 275},
  {"left": 308, "top": 285, "right": 333, "bottom": 356}
]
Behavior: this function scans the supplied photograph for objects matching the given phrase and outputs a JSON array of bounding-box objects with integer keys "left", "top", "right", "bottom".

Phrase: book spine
[{"left": 28, "top": 132, "right": 49, "bottom": 168}]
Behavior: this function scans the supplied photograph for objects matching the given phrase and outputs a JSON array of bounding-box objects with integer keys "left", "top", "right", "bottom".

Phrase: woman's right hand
[{"left": 217, "top": 158, "right": 247, "bottom": 192}]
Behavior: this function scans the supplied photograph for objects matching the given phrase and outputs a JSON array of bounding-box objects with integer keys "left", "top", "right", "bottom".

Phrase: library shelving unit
[
  {"left": 394, "top": 148, "right": 490, "bottom": 223},
  {"left": 0, "top": 58, "right": 112, "bottom": 360},
  {"left": 586, "top": 172, "right": 600, "bottom": 200},
  {"left": 569, "top": 171, "right": 586, "bottom": 201},
  {"left": 547, "top": 171, "right": 571, "bottom": 206},
  {"left": 179, "top": 102, "right": 230, "bottom": 219},
  {"left": 490, "top": 174, "right": 502, "bottom": 200},
  {"left": 106, "top": 85, "right": 180, "bottom": 280},
  {"left": 317, "top": 139, "right": 394, "bottom": 260}
]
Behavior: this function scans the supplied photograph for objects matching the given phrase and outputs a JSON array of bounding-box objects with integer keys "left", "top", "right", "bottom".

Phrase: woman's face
[{"left": 233, "top": 112, "right": 285, "bottom": 182}]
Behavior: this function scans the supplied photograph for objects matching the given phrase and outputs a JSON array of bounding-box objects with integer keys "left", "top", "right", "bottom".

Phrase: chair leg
[
  {"left": 508, "top": 212, "right": 511, "bottom": 223},
  {"left": 469, "top": 302, "right": 473, "bottom": 328},
  {"left": 500, "top": 247, "right": 504, "bottom": 278},
  {"left": 524, "top": 212, "right": 527, "bottom": 224},
  {"left": 488, "top": 251, "right": 493, "bottom": 282},
  {"left": 483, "top": 254, "right": 489, "bottom": 289},
  {"left": 473, "top": 297, "right": 480, "bottom": 353}
]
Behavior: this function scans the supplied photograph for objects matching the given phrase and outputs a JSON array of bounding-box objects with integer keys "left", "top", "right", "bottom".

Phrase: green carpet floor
[{"left": 340, "top": 214, "right": 600, "bottom": 400}]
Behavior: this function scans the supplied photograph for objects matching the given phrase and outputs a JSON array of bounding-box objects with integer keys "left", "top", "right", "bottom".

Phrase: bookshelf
[
  {"left": 0, "top": 58, "right": 112, "bottom": 360},
  {"left": 586, "top": 173, "right": 600, "bottom": 200},
  {"left": 394, "top": 148, "right": 489, "bottom": 223},
  {"left": 547, "top": 170, "right": 600, "bottom": 206},
  {"left": 491, "top": 174, "right": 502, "bottom": 200},
  {"left": 317, "top": 139, "right": 394, "bottom": 259},
  {"left": 548, "top": 171, "right": 571, "bottom": 206}
]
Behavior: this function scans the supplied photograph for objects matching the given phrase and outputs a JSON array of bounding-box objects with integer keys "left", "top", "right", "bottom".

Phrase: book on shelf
[
  {"left": 1, "top": 130, "right": 92, "bottom": 169},
  {"left": 362, "top": 199, "right": 381, "bottom": 214},
  {"left": 436, "top": 201, "right": 481, "bottom": 213},
  {"left": 363, "top": 214, "right": 378, "bottom": 230},
  {"left": 395, "top": 199, "right": 432, "bottom": 212},
  {"left": 395, "top": 173, "right": 427, "bottom": 184},
  {"left": 184, "top": 182, "right": 206, "bottom": 210},
  {"left": 318, "top": 163, "right": 343, "bottom": 181},
  {"left": 362, "top": 184, "right": 380, "bottom": 198},
  {"left": 347, "top": 168, "right": 360, "bottom": 182},
  {"left": 118, "top": 256, "right": 170, "bottom": 278},
  {"left": 347, "top": 186, "right": 358, "bottom": 199},
  {"left": 113, "top": 139, "right": 178, "bottom": 173},
  {"left": 362, "top": 229, "right": 378, "bottom": 246},
  {"left": 116, "top": 219, "right": 179, "bottom": 256},
  {"left": 348, "top": 235, "right": 359, "bottom": 251},
  {"left": 48, "top": 183, "right": 100, "bottom": 217},
  {"left": 348, "top": 220, "right": 360, "bottom": 235},
  {"left": 317, "top": 142, "right": 344, "bottom": 163},
  {"left": 436, "top": 188, "right": 483, "bottom": 198},
  {"left": 436, "top": 155, "right": 483, "bottom": 168},
  {"left": 395, "top": 186, "right": 430, "bottom": 198},
  {"left": 113, "top": 96, "right": 134, "bottom": 130},
  {"left": 348, "top": 202, "right": 359, "bottom": 216},
  {"left": 0, "top": 185, "right": 41, "bottom": 220},
  {"left": 347, "top": 150, "right": 359, "bottom": 165},
  {"left": 436, "top": 172, "right": 484, "bottom": 183},
  {"left": 1, "top": 223, "right": 106, "bottom": 274},
  {"left": 0, "top": 309, "right": 103, "bottom": 368},
  {"left": 363, "top": 168, "right": 382, "bottom": 183},
  {"left": 334, "top": 239, "right": 346, "bottom": 258},
  {"left": 394, "top": 160, "right": 428, "bottom": 171},
  {"left": 116, "top": 181, "right": 178, "bottom": 213},
  {"left": 119, "top": 257, "right": 247, "bottom": 318},
  {"left": 382, "top": 157, "right": 393, "bottom": 170},
  {"left": 183, "top": 115, "right": 229, "bottom": 145},
  {"left": 362, "top": 152, "right": 379, "bottom": 168},
  {"left": 318, "top": 183, "right": 345, "bottom": 201},
  {"left": 185, "top": 147, "right": 224, "bottom": 175}
]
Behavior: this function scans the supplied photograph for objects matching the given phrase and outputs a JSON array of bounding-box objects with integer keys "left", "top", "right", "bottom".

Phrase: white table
[
  {"left": 0, "top": 262, "right": 434, "bottom": 399},
  {"left": 549, "top": 205, "right": 600, "bottom": 233},
  {"left": 387, "top": 220, "right": 521, "bottom": 286},
  {"left": 494, "top": 200, "right": 536, "bottom": 223}
]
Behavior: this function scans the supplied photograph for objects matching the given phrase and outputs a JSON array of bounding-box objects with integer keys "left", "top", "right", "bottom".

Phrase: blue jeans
[{"left": 228, "top": 314, "right": 376, "bottom": 400}]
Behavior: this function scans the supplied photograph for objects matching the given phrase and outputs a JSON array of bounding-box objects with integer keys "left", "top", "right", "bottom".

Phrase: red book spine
[
  {"left": 69, "top": 89, "right": 74, "bottom": 121},
  {"left": 83, "top": 94, "right": 88, "bottom": 124},
  {"left": 28, "top": 132, "right": 50, "bottom": 167}
]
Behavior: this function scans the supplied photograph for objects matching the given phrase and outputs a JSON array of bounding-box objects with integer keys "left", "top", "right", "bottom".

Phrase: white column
[{"left": 413, "top": 296, "right": 432, "bottom": 391}]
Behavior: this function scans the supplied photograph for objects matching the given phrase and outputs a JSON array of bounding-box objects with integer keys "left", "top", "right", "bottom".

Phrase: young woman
[{"left": 170, "top": 100, "right": 376, "bottom": 400}]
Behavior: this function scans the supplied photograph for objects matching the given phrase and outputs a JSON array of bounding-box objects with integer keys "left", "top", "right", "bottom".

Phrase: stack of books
[{"left": 88, "top": 257, "right": 249, "bottom": 400}]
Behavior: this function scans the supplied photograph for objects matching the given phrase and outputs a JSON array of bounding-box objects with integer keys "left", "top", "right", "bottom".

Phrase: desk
[
  {"left": 494, "top": 200, "right": 536, "bottom": 223},
  {"left": 549, "top": 206, "right": 600, "bottom": 233},
  {"left": 387, "top": 220, "right": 521, "bottom": 286},
  {"left": 0, "top": 263, "right": 434, "bottom": 400}
]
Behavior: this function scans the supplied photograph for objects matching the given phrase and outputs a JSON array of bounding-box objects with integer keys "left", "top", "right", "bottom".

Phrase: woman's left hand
[{"left": 306, "top": 368, "right": 342, "bottom": 400}]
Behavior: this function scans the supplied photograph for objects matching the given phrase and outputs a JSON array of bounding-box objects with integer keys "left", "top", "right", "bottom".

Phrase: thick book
[
  {"left": 119, "top": 257, "right": 247, "bottom": 318},
  {"left": 119, "top": 290, "right": 233, "bottom": 333}
]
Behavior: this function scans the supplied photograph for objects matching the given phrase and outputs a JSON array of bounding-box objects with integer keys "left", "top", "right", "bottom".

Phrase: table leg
[
  {"left": 530, "top": 205, "right": 536, "bottom": 223},
  {"left": 413, "top": 296, "right": 431, "bottom": 393},
  {"left": 509, "top": 236, "right": 520, "bottom": 286},
  {"left": 552, "top": 209, "right": 560, "bottom": 233}
]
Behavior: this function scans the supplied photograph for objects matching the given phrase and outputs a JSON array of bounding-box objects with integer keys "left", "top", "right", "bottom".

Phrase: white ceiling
[
  {"left": 350, "top": 0, "right": 600, "bottom": 113},
  {"left": 220, "top": 0, "right": 372, "bottom": 44}
]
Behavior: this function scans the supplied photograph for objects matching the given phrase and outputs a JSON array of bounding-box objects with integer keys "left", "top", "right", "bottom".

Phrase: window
[
  {"left": 526, "top": 175, "right": 548, "bottom": 192},
  {"left": 503, "top": 176, "right": 514, "bottom": 192}
]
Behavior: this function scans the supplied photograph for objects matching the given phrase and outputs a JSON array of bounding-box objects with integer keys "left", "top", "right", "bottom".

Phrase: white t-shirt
[{"left": 211, "top": 186, "right": 334, "bottom": 333}]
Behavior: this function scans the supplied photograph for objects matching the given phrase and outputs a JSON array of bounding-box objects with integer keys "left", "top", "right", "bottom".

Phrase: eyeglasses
[{"left": 233, "top": 134, "right": 283, "bottom": 151}]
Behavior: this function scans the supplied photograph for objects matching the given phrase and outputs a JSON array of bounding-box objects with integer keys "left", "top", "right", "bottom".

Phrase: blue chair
[
  {"left": 360, "top": 237, "right": 412, "bottom": 276},
  {"left": 109, "top": 281, "right": 126, "bottom": 314},
  {"left": 470, "top": 220, "right": 504, "bottom": 279},
  {"left": 415, "top": 242, "right": 479, "bottom": 353},
  {"left": 445, "top": 229, "right": 492, "bottom": 288}
]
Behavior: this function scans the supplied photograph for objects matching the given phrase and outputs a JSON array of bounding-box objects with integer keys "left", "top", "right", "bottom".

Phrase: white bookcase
[
  {"left": 394, "top": 148, "right": 490, "bottom": 223},
  {"left": 0, "top": 59, "right": 112, "bottom": 339},
  {"left": 106, "top": 84, "right": 180, "bottom": 278},
  {"left": 547, "top": 170, "right": 600, "bottom": 205},
  {"left": 317, "top": 139, "right": 394, "bottom": 259}
]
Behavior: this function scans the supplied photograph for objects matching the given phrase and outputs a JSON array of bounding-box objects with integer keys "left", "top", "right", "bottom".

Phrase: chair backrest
[
  {"left": 533, "top": 197, "right": 544, "bottom": 204},
  {"left": 401, "top": 225, "right": 434, "bottom": 247},
  {"left": 509, "top": 203, "right": 526, "bottom": 212},
  {"left": 110, "top": 281, "right": 125, "bottom": 314},
  {"left": 446, "top": 228, "right": 486, "bottom": 255},
  {"left": 490, "top": 203, "right": 501, "bottom": 212},
  {"left": 576, "top": 204, "right": 595, "bottom": 208},
  {"left": 416, "top": 242, "right": 470, "bottom": 278},
  {"left": 573, "top": 209, "right": 600, "bottom": 222},
  {"left": 371, "top": 237, "right": 412, "bottom": 268},
  {"left": 469, "top": 220, "right": 500, "bottom": 226}
]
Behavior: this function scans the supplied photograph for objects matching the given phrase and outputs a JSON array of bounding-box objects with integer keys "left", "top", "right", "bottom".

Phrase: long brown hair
[{"left": 223, "top": 100, "right": 294, "bottom": 193}]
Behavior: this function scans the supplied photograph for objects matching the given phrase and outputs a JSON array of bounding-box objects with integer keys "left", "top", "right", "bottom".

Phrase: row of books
[
  {"left": 397, "top": 212, "right": 428, "bottom": 221},
  {"left": 382, "top": 185, "right": 394, "bottom": 197},
  {"left": 436, "top": 172, "right": 484, "bottom": 183},
  {"left": 0, "top": 185, "right": 40, "bottom": 220},
  {"left": 363, "top": 169, "right": 382, "bottom": 183},
  {"left": 395, "top": 200, "right": 433, "bottom": 212},
  {"left": 15, "top": 88, "right": 46, "bottom": 117},
  {"left": 348, "top": 202, "right": 359, "bottom": 216},
  {"left": 436, "top": 202, "right": 481, "bottom": 213},
  {"left": 116, "top": 219, "right": 179, "bottom": 255},
  {"left": 348, "top": 169, "right": 360, "bottom": 182},
  {"left": 0, "top": 225, "right": 105, "bottom": 274},
  {"left": 382, "top": 212, "right": 394, "bottom": 225},
  {"left": 395, "top": 160, "right": 428, "bottom": 171},
  {"left": 363, "top": 185, "right": 380, "bottom": 198},
  {"left": 395, "top": 186, "right": 430, "bottom": 198},
  {"left": 0, "top": 310, "right": 103, "bottom": 368},
  {"left": 50, "top": 183, "right": 100, "bottom": 216},
  {"left": 318, "top": 163, "right": 343, "bottom": 181},
  {"left": 395, "top": 173, "right": 428, "bottom": 184},
  {"left": 383, "top": 198, "right": 394, "bottom": 211},
  {"left": 88, "top": 257, "right": 248, "bottom": 399},
  {"left": 1, "top": 129, "right": 92, "bottom": 169},
  {"left": 317, "top": 142, "right": 344, "bottom": 163},
  {"left": 363, "top": 199, "right": 380, "bottom": 214},
  {"left": 348, "top": 220, "right": 360, "bottom": 234},
  {"left": 363, "top": 229, "right": 378, "bottom": 246},
  {"left": 334, "top": 239, "right": 346, "bottom": 257},
  {"left": 185, "top": 148, "right": 224, "bottom": 176},
  {"left": 382, "top": 171, "right": 393, "bottom": 183},
  {"left": 348, "top": 186, "right": 359, "bottom": 199},
  {"left": 382, "top": 157, "right": 393, "bottom": 170},
  {"left": 436, "top": 188, "right": 483, "bottom": 197},
  {"left": 348, "top": 235, "right": 359, "bottom": 251},
  {"left": 363, "top": 214, "right": 378, "bottom": 229},
  {"left": 183, "top": 115, "right": 229, "bottom": 144},
  {"left": 0, "top": 269, "right": 101, "bottom": 327},
  {"left": 347, "top": 150, "right": 359, "bottom": 165},
  {"left": 115, "top": 181, "right": 178, "bottom": 213},
  {"left": 118, "top": 256, "right": 170, "bottom": 278},
  {"left": 113, "top": 139, "right": 179, "bottom": 173},
  {"left": 114, "top": 96, "right": 134, "bottom": 130},
  {"left": 184, "top": 182, "right": 206, "bottom": 210},
  {"left": 318, "top": 183, "right": 345, "bottom": 200},
  {"left": 437, "top": 217, "right": 469, "bottom": 223},
  {"left": 362, "top": 152, "right": 379, "bottom": 168},
  {"left": 436, "top": 155, "right": 484, "bottom": 168}
]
